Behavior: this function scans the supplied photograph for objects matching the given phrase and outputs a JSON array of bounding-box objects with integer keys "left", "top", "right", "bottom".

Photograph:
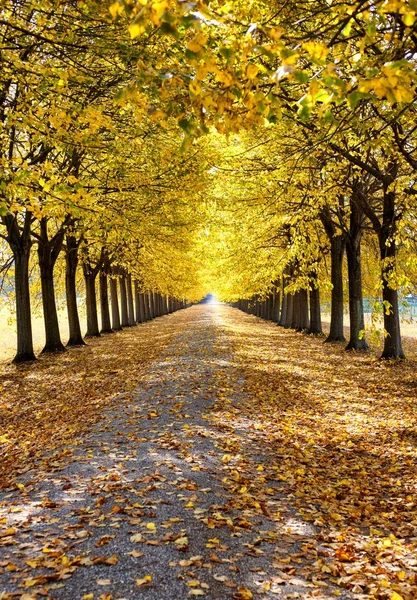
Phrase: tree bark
[
  {"left": 110, "top": 276, "right": 122, "bottom": 331},
  {"left": 278, "top": 290, "right": 288, "bottom": 326},
  {"left": 143, "top": 292, "right": 151, "bottom": 320},
  {"left": 291, "top": 291, "right": 300, "bottom": 329},
  {"left": 284, "top": 293, "right": 294, "bottom": 328},
  {"left": 345, "top": 200, "right": 368, "bottom": 350},
  {"left": 134, "top": 281, "right": 141, "bottom": 323},
  {"left": 378, "top": 190, "right": 404, "bottom": 359},
  {"left": 120, "top": 274, "right": 129, "bottom": 327},
  {"left": 37, "top": 218, "right": 65, "bottom": 353},
  {"left": 99, "top": 271, "right": 112, "bottom": 333},
  {"left": 149, "top": 292, "right": 155, "bottom": 319},
  {"left": 155, "top": 293, "right": 161, "bottom": 317},
  {"left": 307, "top": 278, "right": 323, "bottom": 335},
  {"left": 352, "top": 166, "right": 404, "bottom": 358},
  {"left": 297, "top": 289, "right": 310, "bottom": 332},
  {"left": 126, "top": 273, "right": 135, "bottom": 326},
  {"left": 3, "top": 210, "right": 36, "bottom": 362},
  {"left": 65, "top": 234, "right": 85, "bottom": 346},
  {"left": 13, "top": 243, "right": 36, "bottom": 362},
  {"left": 139, "top": 293, "right": 146, "bottom": 322},
  {"left": 272, "top": 287, "right": 280, "bottom": 323},
  {"left": 84, "top": 272, "right": 100, "bottom": 337},
  {"left": 325, "top": 234, "right": 346, "bottom": 343}
]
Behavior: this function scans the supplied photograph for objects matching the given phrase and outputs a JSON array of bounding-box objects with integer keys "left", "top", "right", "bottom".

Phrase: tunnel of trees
[{"left": 1, "top": 0, "right": 416, "bottom": 363}]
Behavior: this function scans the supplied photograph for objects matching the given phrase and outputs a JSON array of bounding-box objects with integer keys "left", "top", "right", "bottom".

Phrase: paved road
[{"left": 0, "top": 305, "right": 350, "bottom": 600}]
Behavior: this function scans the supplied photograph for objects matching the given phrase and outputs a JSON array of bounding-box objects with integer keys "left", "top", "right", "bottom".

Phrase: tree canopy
[{"left": 1, "top": 0, "right": 416, "bottom": 361}]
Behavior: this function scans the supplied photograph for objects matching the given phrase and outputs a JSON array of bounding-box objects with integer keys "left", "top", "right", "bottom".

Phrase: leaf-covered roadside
[
  {"left": 0, "top": 317, "right": 185, "bottom": 489},
  {"left": 214, "top": 308, "right": 417, "bottom": 600}
]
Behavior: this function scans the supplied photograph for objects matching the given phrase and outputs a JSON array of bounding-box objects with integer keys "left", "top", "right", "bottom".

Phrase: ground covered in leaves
[
  {"left": 0, "top": 315, "right": 182, "bottom": 487},
  {"left": 0, "top": 305, "right": 416, "bottom": 600}
]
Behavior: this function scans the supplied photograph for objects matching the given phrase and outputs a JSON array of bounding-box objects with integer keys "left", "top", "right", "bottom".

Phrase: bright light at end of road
[{"left": 203, "top": 293, "right": 219, "bottom": 304}]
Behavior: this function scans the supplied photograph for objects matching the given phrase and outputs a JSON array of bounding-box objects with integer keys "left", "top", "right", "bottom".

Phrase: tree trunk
[
  {"left": 308, "top": 282, "right": 323, "bottom": 335},
  {"left": 278, "top": 290, "right": 288, "bottom": 326},
  {"left": 325, "top": 235, "right": 346, "bottom": 343},
  {"left": 279, "top": 267, "right": 290, "bottom": 327},
  {"left": 138, "top": 293, "right": 146, "bottom": 322},
  {"left": 149, "top": 292, "right": 155, "bottom": 319},
  {"left": 126, "top": 273, "right": 135, "bottom": 326},
  {"left": 291, "top": 291, "right": 300, "bottom": 329},
  {"left": 345, "top": 202, "right": 368, "bottom": 350},
  {"left": 134, "top": 281, "right": 141, "bottom": 323},
  {"left": 143, "top": 292, "right": 151, "bottom": 320},
  {"left": 284, "top": 294, "right": 294, "bottom": 328},
  {"left": 38, "top": 222, "right": 65, "bottom": 353},
  {"left": 120, "top": 274, "right": 129, "bottom": 327},
  {"left": 272, "top": 288, "right": 280, "bottom": 323},
  {"left": 99, "top": 271, "right": 112, "bottom": 333},
  {"left": 13, "top": 247, "right": 36, "bottom": 362},
  {"left": 110, "top": 277, "right": 122, "bottom": 331},
  {"left": 3, "top": 209, "right": 36, "bottom": 361},
  {"left": 65, "top": 235, "right": 85, "bottom": 346},
  {"left": 154, "top": 293, "right": 160, "bottom": 317},
  {"left": 84, "top": 272, "right": 100, "bottom": 337},
  {"left": 378, "top": 192, "right": 404, "bottom": 359},
  {"left": 297, "top": 289, "right": 309, "bottom": 332},
  {"left": 354, "top": 169, "right": 404, "bottom": 358}
]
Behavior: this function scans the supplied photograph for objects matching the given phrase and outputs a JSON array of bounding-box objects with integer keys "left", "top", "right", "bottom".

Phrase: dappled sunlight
[
  {"left": 1, "top": 304, "right": 416, "bottom": 599},
  {"left": 211, "top": 306, "right": 417, "bottom": 598},
  {"left": 0, "top": 310, "right": 193, "bottom": 488}
]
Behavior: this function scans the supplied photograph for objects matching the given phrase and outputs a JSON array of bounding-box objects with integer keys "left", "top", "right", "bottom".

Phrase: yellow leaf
[
  {"left": 23, "top": 579, "right": 41, "bottom": 588},
  {"left": 174, "top": 536, "right": 188, "bottom": 545},
  {"left": 222, "top": 454, "right": 231, "bottom": 463},
  {"left": 136, "top": 574, "right": 152, "bottom": 586},
  {"left": 83, "top": 595, "right": 94, "bottom": 600},
  {"left": 109, "top": 2, "right": 124, "bottom": 18},
  {"left": 235, "top": 587, "right": 253, "bottom": 599},
  {"left": 189, "top": 591, "right": 205, "bottom": 596},
  {"left": 268, "top": 27, "right": 283, "bottom": 41},
  {"left": 391, "top": 593, "right": 404, "bottom": 600},
  {"left": 151, "top": 0, "right": 168, "bottom": 24},
  {"left": 246, "top": 64, "right": 259, "bottom": 80},
  {"left": 129, "top": 550, "right": 144, "bottom": 558},
  {"left": 146, "top": 522, "right": 156, "bottom": 531},
  {"left": 188, "top": 40, "right": 203, "bottom": 53},
  {"left": 403, "top": 12, "right": 415, "bottom": 26},
  {"left": 188, "top": 580, "right": 200, "bottom": 587},
  {"left": 129, "top": 23, "right": 145, "bottom": 39},
  {"left": 302, "top": 41, "right": 329, "bottom": 62},
  {"left": 130, "top": 533, "right": 143, "bottom": 542}
]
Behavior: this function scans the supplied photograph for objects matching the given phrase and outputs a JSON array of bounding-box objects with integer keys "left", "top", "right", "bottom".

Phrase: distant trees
[{"left": 1, "top": 0, "right": 416, "bottom": 362}]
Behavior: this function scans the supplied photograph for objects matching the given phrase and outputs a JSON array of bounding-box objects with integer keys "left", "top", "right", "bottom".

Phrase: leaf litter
[{"left": 0, "top": 304, "right": 415, "bottom": 599}]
